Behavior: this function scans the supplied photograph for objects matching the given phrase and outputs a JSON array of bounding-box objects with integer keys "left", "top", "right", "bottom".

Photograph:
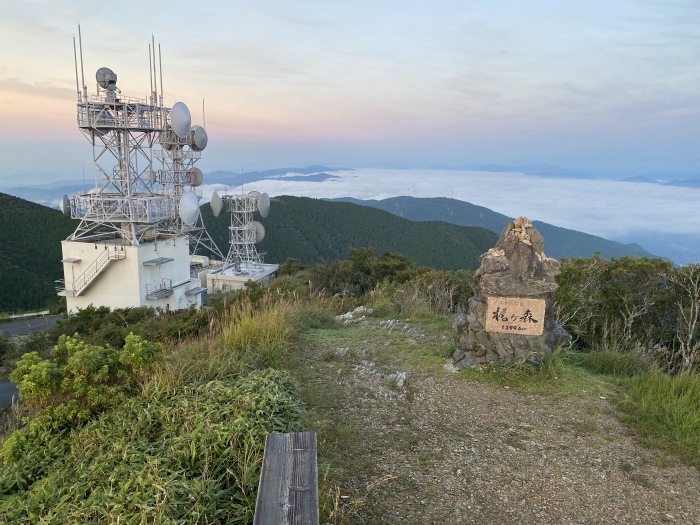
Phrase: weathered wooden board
[
  {"left": 253, "top": 431, "right": 319, "bottom": 525},
  {"left": 485, "top": 296, "right": 546, "bottom": 335}
]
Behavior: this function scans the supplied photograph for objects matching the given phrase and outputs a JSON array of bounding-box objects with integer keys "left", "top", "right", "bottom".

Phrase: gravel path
[{"left": 299, "top": 318, "right": 700, "bottom": 524}]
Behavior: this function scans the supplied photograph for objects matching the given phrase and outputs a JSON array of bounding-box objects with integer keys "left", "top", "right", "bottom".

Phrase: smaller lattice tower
[
  {"left": 221, "top": 191, "right": 270, "bottom": 272},
  {"left": 155, "top": 106, "right": 224, "bottom": 261}
]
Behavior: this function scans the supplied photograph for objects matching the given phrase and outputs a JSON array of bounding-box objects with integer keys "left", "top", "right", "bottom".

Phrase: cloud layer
[{"left": 198, "top": 168, "right": 700, "bottom": 262}]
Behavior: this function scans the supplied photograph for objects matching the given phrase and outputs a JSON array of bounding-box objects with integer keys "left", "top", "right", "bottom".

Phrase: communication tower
[
  {"left": 205, "top": 191, "right": 279, "bottom": 294},
  {"left": 57, "top": 28, "right": 218, "bottom": 312}
]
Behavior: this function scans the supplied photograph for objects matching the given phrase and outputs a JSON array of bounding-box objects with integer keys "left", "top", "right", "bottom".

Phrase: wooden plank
[{"left": 253, "top": 431, "right": 319, "bottom": 525}]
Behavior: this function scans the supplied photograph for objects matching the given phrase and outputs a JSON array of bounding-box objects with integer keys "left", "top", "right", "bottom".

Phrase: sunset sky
[{"left": 0, "top": 0, "right": 698, "bottom": 184}]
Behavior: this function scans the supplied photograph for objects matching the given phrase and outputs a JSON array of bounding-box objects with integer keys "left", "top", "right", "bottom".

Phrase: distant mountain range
[
  {"left": 621, "top": 175, "right": 700, "bottom": 188},
  {"left": 328, "top": 196, "right": 656, "bottom": 261},
  {"left": 200, "top": 195, "right": 497, "bottom": 271},
  {"left": 0, "top": 166, "right": 354, "bottom": 207}
]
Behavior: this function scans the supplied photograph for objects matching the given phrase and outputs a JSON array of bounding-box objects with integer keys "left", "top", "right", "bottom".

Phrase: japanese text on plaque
[{"left": 485, "top": 296, "right": 546, "bottom": 336}]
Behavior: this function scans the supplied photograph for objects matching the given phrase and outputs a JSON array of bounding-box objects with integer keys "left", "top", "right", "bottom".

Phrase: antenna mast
[
  {"left": 77, "top": 25, "right": 87, "bottom": 100},
  {"left": 72, "top": 35, "right": 81, "bottom": 102}
]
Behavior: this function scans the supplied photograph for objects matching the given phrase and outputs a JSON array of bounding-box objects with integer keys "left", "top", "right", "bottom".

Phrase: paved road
[
  {"left": 1, "top": 315, "right": 63, "bottom": 338},
  {"left": 0, "top": 379, "right": 18, "bottom": 408},
  {"left": 0, "top": 315, "right": 62, "bottom": 408}
]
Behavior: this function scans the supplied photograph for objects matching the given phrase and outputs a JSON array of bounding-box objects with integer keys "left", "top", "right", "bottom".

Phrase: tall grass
[
  {"left": 574, "top": 349, "right": 652, "bottom": 377},
  {"left": 618, "top": 371, "right": 700, "bottom": 467},
  {"left": 288, "top": 298, "right": 342, "bottom": 330},
  {"left": 158, "top": 296, "right": 296, "bottom": 386},
  {"left": 218, "top": 297, "right": 293, "bottom": 368}
]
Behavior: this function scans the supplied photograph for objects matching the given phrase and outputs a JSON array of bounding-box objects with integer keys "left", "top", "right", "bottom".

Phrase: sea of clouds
[
  {"left": 5, "top": 167, "right": 697, "bottom": 263},
  {"left": 197, "top": 168, "right": 700, "bottom": 264}
]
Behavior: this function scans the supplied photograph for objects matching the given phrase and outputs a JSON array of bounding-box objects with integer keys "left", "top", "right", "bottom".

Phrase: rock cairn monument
[{"left": 452, "top": 217, "right": 571, "bottom": 368}]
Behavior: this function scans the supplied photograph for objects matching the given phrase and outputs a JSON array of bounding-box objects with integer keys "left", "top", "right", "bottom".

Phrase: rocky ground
[{"left": 291, "top": 313, "right": 700, "bottom": 525}]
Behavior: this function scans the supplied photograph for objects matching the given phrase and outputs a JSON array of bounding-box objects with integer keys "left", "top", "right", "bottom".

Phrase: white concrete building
[{"left": 60, "top": 235, "right": 205, "bottom": 313}]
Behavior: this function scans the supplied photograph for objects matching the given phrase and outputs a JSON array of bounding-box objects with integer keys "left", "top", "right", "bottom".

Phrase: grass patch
[
  {"left": 289, "top": 299, "right": 341, "bottom": 330},
  {"left": 459, "top": 348, "right": 617, "bottom": 397},
  {"left": 215, "top": 297, "right": 294, "bottom": 370},
  {"left": 573, "top": 349, "right": 652, "bottom": 377},
  {"left": 616, "top": 371, "right": 700, "bottom": 468}
]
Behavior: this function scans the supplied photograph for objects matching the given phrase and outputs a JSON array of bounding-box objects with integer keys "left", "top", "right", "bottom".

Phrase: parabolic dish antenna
[
  {"left": 251, "top": 221, "right": 266, "bottom": 243},
  {"left": 247, "top": 190, "right": 261, "bottom": 199},
  {"left": 190, "top": 125, "right": 208, "bottom": 151},
  {"left": 60, "top": 195, "right": 71, "bottom": 217},
  {"left": 171, "top": 102, "right": 191, "bottom": 139},
  {"left": 190, "top": 167, "right": 203, "bottom": 187},
  {"left": 95, "top": 67, "right": 117, "bottom": 89},
  {"left": 179, "top": 191, "right": 200, "bottom": 226},
  {"left": 210, "top": 191, "right": 223, "bottom": 217},
  {"left": 258, "top": 192, "right": 270, "bottom": 218}
]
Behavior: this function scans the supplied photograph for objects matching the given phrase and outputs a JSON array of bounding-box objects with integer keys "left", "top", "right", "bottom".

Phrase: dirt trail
[{"left": 295, "top": 318, "right": 700, "bottom": 525}]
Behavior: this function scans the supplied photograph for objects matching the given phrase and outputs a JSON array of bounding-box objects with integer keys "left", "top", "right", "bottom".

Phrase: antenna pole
[
  {"left": 78, "top": 24, "right": 87, "bottom": 100},
  {"left": 148, "top": 42, "right": 153, "bottom": 105},
  {"left": 151, "top": 35, "right": 158, "bottom": 107},
  {"left": 158, "top": 42, "right": 164, "bottom": 107},
  {"left": 202, "top": 99, "right": 205, "bottom": 128},
  {"left": 73, "top": 35, "right": 81, "bottom": 102}
]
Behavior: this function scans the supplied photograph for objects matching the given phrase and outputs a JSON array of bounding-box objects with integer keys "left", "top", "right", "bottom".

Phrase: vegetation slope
[
  {"left": 0, "top": 193, "right": 75, "bottom": 313},
  {"left": 0, "top": 251, "right": 698, "bottom": 523},
  {"left": 202, "top": 195, "right": 498, "bottom": 270}
]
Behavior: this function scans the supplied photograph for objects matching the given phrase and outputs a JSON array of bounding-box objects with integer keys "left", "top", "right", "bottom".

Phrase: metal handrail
[{"left": 72, "top": 248, "right": 125, "bottom": 296}]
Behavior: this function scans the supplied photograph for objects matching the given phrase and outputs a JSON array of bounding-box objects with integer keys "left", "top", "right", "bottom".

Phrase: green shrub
[
  {"left": 47, "top": 306, "right": 209, "bottom": 350},
  {"left": 0, "top": 369, "right": 304, "bottom": 523},
  {"left": 269, "top": 272, "right": 312, "bottom": 298},
  {"left": 392, "top": 269, "right": 473, "bottom": 315},
  {"left": 2, "top": 333, "right": 163, "bottom": 491},
  {"left": 309, "top": 247, "right": 422, "bottom": 298}
]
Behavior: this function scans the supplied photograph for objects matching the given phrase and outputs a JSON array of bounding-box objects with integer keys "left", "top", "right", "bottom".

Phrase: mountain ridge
[
  {"left": 329, "top": 196, "right": 657, "bottom": 261},
  {"left": 0, "top": 190, "right": 662, "bottom": 313}
]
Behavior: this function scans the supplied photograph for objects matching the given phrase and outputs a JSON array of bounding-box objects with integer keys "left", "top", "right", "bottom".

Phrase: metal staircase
[{"left": 60, "top": 248, "right": 126, "bottom": 297}]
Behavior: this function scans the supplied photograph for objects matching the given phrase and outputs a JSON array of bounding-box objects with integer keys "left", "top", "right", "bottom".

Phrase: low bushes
[
  {"left": 0, "top": 369, "right": 304, "bottom": 523},
  {"left": 0, "top": 297, "right": 306, "bottom": 523},
  {"left": 555, "top": 257, "right": 700, "bottom": 374},
  {"left": 1, "top": 333, "right": 163, "bottom": 492}
]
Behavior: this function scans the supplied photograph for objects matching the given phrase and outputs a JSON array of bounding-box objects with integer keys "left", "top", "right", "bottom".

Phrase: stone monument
[{"left": 452, "top": 217, "right": 571, "bottom": 368}]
